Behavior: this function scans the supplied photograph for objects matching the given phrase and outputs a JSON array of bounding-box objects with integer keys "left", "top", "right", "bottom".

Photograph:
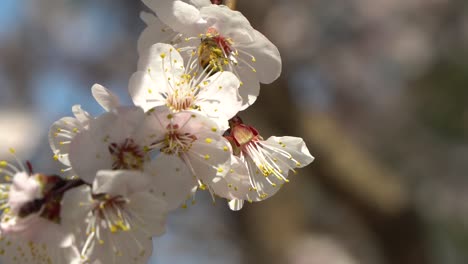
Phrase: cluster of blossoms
[{"left": 0, "top": 0, "right": 314, "bottom": 263}]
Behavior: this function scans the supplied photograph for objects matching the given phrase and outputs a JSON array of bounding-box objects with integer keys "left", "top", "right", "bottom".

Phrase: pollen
[
  {"left": 211, "top": 127, "right": 217, "bottom": 132},
  {"left": 0, "top": 161, "right": 7, "bottom": 167},
  {"left": 217, "top": 167, "right": 224, "bottom": 173},
  {"left": 204, "top": 154, "right": 210, "bottom": 160},
  {"left": 53, "top": 155, "right": 59, "bottom": 161},
  {"left": 160, "top": 53, "right": 166, "bottom": 59},
  {"left": 205, "top": 138, "right": 213, "bottom": 143}
]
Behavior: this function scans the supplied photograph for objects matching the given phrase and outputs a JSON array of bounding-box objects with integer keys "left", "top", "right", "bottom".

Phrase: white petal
[
  {"left": 142, "top": 0, "right": 207, "bottom": 35},
  {"left": 49, "top": 116, "right": 82, "bottom": 166},
  {"left": 138, "top": 43, "right": 185, "bottom": 73},
  {"left": 211, "top": 156, "right": 254, "bottom": 202},
  {"left": 91, "top": 83, "right": 120, "bottom": 112},
  {"left": 92, "top": 170, "right": 152, "bottom": 197},
  {"left": 0, "top": 236, "right": 80, "bottom": 264},
  {"left": 186, "top": 135, "right": 232, "bottom": 184},
  {"left": 127, "top": 192, "right": 167, "bottom": 236},
  {"left": 8, "top": 172, "right": 41, "bottom": 214},
  {"left": 228, "top": 199, "right": 244, "bottom": 211},
  {"left": 128, "top": 71, "right": 167, "bottom": 112},
  {"left": 263, "top": 136, "right": 315, "bottom": 168},
  {"left": 200, "top": 5, "right": 254, "bottom": 42},
  {"left": 237, "top": 30, "right": 282, "bottom": 84},
  {"left": 71, "top": 104, "right": 92, "bottom": 124},
  {"left": 69, "top": 108, "right": 146, "bottom": 182},
  {"left": 146, "top": 154, "right": 197, "bottom": 211},
  {"left": 60, "top": 185, "right": 93, "bottom": 225},
  {"left": 236, "top": 64, "right": 260, "bottom": 110},
  {"left": 245, "top": 156, "right": 287, "bottom": 199},
  {"left": 69, "top": 130, "right": 111, "bottom": 183},
  {"left": 196, "top": 71, "right": 242, "bottom": 129},
  {"left": 138, "top": 13, "right": 178, "bottom": 55}
]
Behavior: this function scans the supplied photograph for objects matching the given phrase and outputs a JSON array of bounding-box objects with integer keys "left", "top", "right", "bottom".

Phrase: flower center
[
  {"left": 197, "top": 28, "right": 233, "bottom": 72},
  {"left": 108, "top": 138, "right": 145, "bottom": 170},
  {"left": 166, "top": 89, "right": 196, "bottom": 112},
  {"left": 161, "top": 124, "right": 197, "bottom": 155},
  {"left": 92, "top": 195, "right": 130, "bottom": 233}
]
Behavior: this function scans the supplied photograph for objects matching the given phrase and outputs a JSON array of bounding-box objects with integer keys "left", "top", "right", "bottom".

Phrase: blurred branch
[
  {"left": 237, "top": 72, "right": 430, "bottom": 264},
  {"left": 225, "top": 0, "right": 237, "bottom": 10},
  {"left": 302, "top": 113, "right": 408, "bottom": 215}
]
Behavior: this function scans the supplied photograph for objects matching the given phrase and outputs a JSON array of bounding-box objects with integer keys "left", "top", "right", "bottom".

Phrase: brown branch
[{"left": 224, "top": 0, "right": 237, "bottom": 10}]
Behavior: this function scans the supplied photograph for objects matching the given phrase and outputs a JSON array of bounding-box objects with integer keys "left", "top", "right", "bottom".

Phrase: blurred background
[{"left": 1, "top": 0, "right": 467, "bottom": 263}]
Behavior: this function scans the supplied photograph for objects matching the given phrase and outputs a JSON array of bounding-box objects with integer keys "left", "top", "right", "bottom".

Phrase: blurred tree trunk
[{"left": 236, "top": 71, "right": 431, "bottom": 264}]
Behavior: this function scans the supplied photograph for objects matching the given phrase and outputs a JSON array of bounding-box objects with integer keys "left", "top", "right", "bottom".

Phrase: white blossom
[
  {"left": 129, "top": 43, "right": 242, "bottom": 130},
  {"left": 49, "top": 84, "right": 120, "bottom": 179},
  {"left": 214, "top": 119, "right": 314, "bottom": 210},
  {"left": 139, "top": 0, "right": 282, "bottom": 109},
  {"left": 144, "top": 106, "right": 232, "bottom": 209},
  {"left": 61, "top": 170, "right": 167, "bottom": 264},
  {"left": 0, "top": 151, "right": 79, "bottom": 263},
  {"left": 67, "top": 106, "right": 153, "bottom": 184}
]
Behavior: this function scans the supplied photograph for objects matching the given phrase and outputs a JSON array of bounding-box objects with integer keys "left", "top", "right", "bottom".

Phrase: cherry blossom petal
[
  {"left": 138, "top": 43, "right": 185, "bottom": 73},
  {"left": 262, "top": 136, "right": 315, "bottom": 169},
  {"left": 138, "top": 12, "right": 178, "bottom": 55},
  {"left": 199, "top": 5, "right": 254, "bottom": 43},
  {"left": 127, "top": 192, "right": 167, "bottom": 236},
  {"left": 92, "top": 170, "right": 152, "bottom": 197},
  {"left": 49, "top": 116, "right": 83, "bottom": 166},
  {"left": 142, "top": 0, "right": 207, "bottom": 35},
  {"left": 186, "top": 135, "right": 232, "bottom": 184},
  {"left": 196, "top": 71, "right": 242, "bottom": 129},
  {"left": 236, "top": 64, "right": 261, "bottom": 109},
  {"left": 69, "top": 108, "right": 147, "bottom": 182},
  {"left": 71, "top": 104, "right": 92, "bottom": 124},
  {"left": 146, "top": 154, "right": 197, "bottom": 210},
  {"left": 128, "top": 71, "right": 167, "bottom": 112},
  {"left": 91, "top": 84, "right": 120, "bottom": 112},
  {"left": 237, "top": 30, "right": 282, "bottom": 84}
]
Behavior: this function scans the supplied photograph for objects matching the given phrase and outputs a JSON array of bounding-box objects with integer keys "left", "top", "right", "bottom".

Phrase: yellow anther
[
  {"left": 205, "top": 138, "right": 212, "bottom": 143},
  {"left": 204, "top": 154, "right": 210, "bottom": 160},
  {"left": 110, "top": 225, "right": 118, "bottom": 233},
  {"left": 0, "top": 161, "right": 7, "bottom": 167},
  {"left": 160, "top": 53, "right": 166, "bottom": 59},
  {"left": 8, "top": 148, "right": 15, "bottom": 154},
  {"left": 223, "top": 146, "right": 229, "bottom": 151},
  {"left": 53, "top": 155, "right": 59, "bottom": 161}
]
